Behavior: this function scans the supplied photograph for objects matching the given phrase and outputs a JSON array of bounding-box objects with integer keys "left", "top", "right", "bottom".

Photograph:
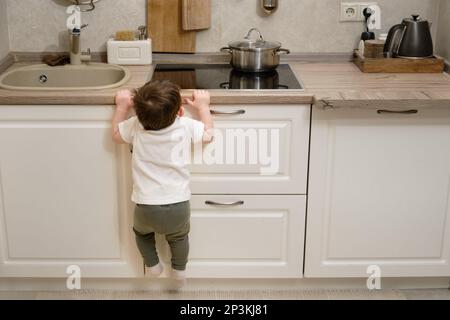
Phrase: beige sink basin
[{"left": 0, "top": 63, "right": 131, "bottom": 91}]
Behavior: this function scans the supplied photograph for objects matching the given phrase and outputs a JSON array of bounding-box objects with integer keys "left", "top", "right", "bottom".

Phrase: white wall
[
  {"left": 5, "top": 0, "right": 441, "bottom": 53},
  {"left": 436, "top": 0, "right": 450, "bottom": 61},
  {"left": 0, "top": 0, "right": 10, "bottom": 60}
]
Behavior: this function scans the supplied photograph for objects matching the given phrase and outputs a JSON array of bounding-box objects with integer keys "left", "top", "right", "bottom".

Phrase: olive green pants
[{"left": 133, "top": 201, "right": 190, "bottom": 271}]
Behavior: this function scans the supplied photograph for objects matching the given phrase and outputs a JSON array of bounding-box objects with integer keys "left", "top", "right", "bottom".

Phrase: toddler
[{"left": 112, "top": 80, "right": 213, "bottom": 281}]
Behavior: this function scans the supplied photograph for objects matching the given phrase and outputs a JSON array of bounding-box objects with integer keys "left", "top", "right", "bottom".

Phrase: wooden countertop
[
  {"left": 290, "top": 62, "right": 450, "bottom": 110},
  {"left": 1, "top": 61, "right": 450, "bottom": 109}
]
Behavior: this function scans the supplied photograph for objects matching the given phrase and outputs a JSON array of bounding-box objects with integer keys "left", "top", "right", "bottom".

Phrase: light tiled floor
[{"left": 0, "top": 289, "right": 449, "bottom": 300}]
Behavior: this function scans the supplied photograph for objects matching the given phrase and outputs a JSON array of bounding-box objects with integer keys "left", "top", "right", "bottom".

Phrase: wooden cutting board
[
  {"left": 147, "top": 0, "right": 196, "bottom": 53},
  {"left": 182, "top": 0, "right": 211, "bottom": 31}
]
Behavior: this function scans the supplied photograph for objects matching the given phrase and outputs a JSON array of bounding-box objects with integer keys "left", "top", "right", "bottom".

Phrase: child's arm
[
  {"left": 112, "top": 90, "right": 134, "bottom": 144},
  {"left": 184, "top": 90, "right": 214, "bottom": 143}
]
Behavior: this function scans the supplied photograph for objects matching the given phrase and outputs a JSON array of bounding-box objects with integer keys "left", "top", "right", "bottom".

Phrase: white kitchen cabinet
[
  {"left": 179, "top": 104, "right": 309, "bottom": 278},
  {"left": 305, "top": 107, "right": 450, "bottom": 278},
  {"left": 0, "top": 103, "right": 309, "bottom": 280},
  {"left": 187, "top": 105, "right": 310, "bottom": 195},
  {"left": 0, "top": 106, "right": 141, "bottom": 278},
  {"left": 185, "top": 195, "right": 306, "bottom": 278}
]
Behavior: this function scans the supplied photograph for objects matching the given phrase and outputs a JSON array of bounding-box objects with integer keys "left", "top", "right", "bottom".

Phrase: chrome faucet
[{"left": 69, "top": 24, "right": 92, "bottom": 65}]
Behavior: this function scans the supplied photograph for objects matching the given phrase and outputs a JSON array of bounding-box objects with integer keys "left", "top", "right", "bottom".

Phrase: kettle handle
[{"left": 383, "top": 24, "right": 406, "bottom": 58}]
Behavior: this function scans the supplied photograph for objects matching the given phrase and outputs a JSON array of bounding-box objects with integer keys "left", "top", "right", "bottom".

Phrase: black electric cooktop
[{"left": 151, "top": 64, "right": 303, "bottom": 90}]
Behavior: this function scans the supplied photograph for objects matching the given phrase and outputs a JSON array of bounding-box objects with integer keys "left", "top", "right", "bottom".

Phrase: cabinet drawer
[
  {"left": 185, "top": 195, "right": 306, "bottom": 278},
  {"left": 187, "top": 105, "right": 310, "bottom": 194}
]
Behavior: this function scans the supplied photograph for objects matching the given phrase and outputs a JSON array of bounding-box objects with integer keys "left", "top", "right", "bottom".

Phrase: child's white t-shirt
[{"left": 118, "top": 116, "right": 205, "bottom": 205}]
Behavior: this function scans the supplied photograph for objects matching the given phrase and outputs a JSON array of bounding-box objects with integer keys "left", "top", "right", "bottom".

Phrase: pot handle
[
  {"left": 276, "top": 48, "right": 290, "bottom": 55},
  {"left": 219, "top": 82, "right": 230, "bottom": 89},
  {"left": 220, "top": 47, "right": 232, "bottom": 54}
]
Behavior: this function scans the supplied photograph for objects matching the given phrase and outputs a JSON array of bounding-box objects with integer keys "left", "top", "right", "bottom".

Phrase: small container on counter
[
  {"left": 364, "top": 39, "right": 386, "bottom": 59},
  {"left": 107, "top": 28, "right": 152, "bottom": 66}
]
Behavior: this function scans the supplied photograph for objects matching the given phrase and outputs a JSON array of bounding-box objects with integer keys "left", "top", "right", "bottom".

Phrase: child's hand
[
  {"left": 115, "top": 90, "right": 134, "bottom": 111},
  {"left": 184, "top": 90, "right": 210, "bottom": 111}
]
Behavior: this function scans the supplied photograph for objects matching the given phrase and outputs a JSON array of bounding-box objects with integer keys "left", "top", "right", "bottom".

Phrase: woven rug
[{"left": 25, "top": 289, "right": 406, "bottom": 300}]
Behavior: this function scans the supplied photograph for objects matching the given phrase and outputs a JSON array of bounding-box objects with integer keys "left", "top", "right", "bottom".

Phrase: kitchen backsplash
[
  {"left": 201, "top": 0, "right": 440, "bottom": 53},
  {"left": 1, "top": 0, "right": 444, "bottom": 55},
  {"left": 0, "top": 0, "right": 10, "bottom": 61},
  {"left": 436, "top": 0, "right": 450, "bottom": 61}
]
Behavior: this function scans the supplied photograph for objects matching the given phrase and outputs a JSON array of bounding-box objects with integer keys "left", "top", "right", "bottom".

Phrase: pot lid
[
  {"left": 228, "top": 28, "right": 281, "bottom": 51},
  {"left": 228, "top": 40, "right": 282, "bottom": 50}
]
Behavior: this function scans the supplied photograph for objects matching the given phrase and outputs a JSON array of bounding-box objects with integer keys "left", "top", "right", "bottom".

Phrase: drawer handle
[
  {"left": 377, "top": 109, "right": 418, "bottom": 115},
  {"left": 205, "top": 200, "right": 245, "bottom": 206},
  {"left": 210, "top": 109, "right": 246, "bottom": 115}
]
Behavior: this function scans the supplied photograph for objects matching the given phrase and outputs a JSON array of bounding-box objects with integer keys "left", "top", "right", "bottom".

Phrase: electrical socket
[
  {"left": 340, "top": 2, "right": 378, "bottom": 22},
  {"left": 340, "top": 3, "right": 360, "bottom": 22},
  {"left": 358, "top": 2, "right": 378, "bottom": 21}
]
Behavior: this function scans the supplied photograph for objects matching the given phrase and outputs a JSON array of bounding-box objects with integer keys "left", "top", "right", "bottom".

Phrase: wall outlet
[
  {"left": 358, "top": 2, "right": 378, "bottom": 21},
  {"left": 340, "top": 3, "right": 360, "bottom": 22},
  {"left": 340, "top": 2, "right": 378, "bottom": 22}
]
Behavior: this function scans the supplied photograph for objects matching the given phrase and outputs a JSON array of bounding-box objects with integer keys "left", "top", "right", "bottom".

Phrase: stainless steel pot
[
  {"left": 219, "top": 69, "right": 289, "bottom": 90},
  {"left": 220, "top": 28, "right": 290, "bottom": 72}
]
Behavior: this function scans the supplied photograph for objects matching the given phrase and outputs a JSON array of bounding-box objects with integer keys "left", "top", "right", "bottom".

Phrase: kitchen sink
[{"left": 0, "top": 63, "right": 131, "bottom": 91}]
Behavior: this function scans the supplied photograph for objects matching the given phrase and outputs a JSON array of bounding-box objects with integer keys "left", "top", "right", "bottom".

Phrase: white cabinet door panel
[
  {"left": 305, "top": 108, "right": 450, "bottom": 278},
  {"left": 0, "top": 106, "right": 140, "bottom": 278}
]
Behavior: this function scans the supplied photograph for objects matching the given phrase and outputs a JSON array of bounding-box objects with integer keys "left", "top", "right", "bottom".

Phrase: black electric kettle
[{"left": 383, "top": 14, "right": 434, "bottom": 59}]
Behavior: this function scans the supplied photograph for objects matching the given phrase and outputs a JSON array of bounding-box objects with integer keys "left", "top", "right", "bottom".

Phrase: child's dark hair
[{"left": 133, "top": 80, "right": 182, "bottom": 131}]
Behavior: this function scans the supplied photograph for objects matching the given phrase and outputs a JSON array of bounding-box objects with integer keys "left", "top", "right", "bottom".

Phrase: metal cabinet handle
[
  {"left": 210, "top": 109, "right": 246, "bottom": 115},
  {"left": 205, "top": 200, "right": 245, "bottom": 206},
  {"left": 377, "top": 109, "right": 418, "bottom": 115}
]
